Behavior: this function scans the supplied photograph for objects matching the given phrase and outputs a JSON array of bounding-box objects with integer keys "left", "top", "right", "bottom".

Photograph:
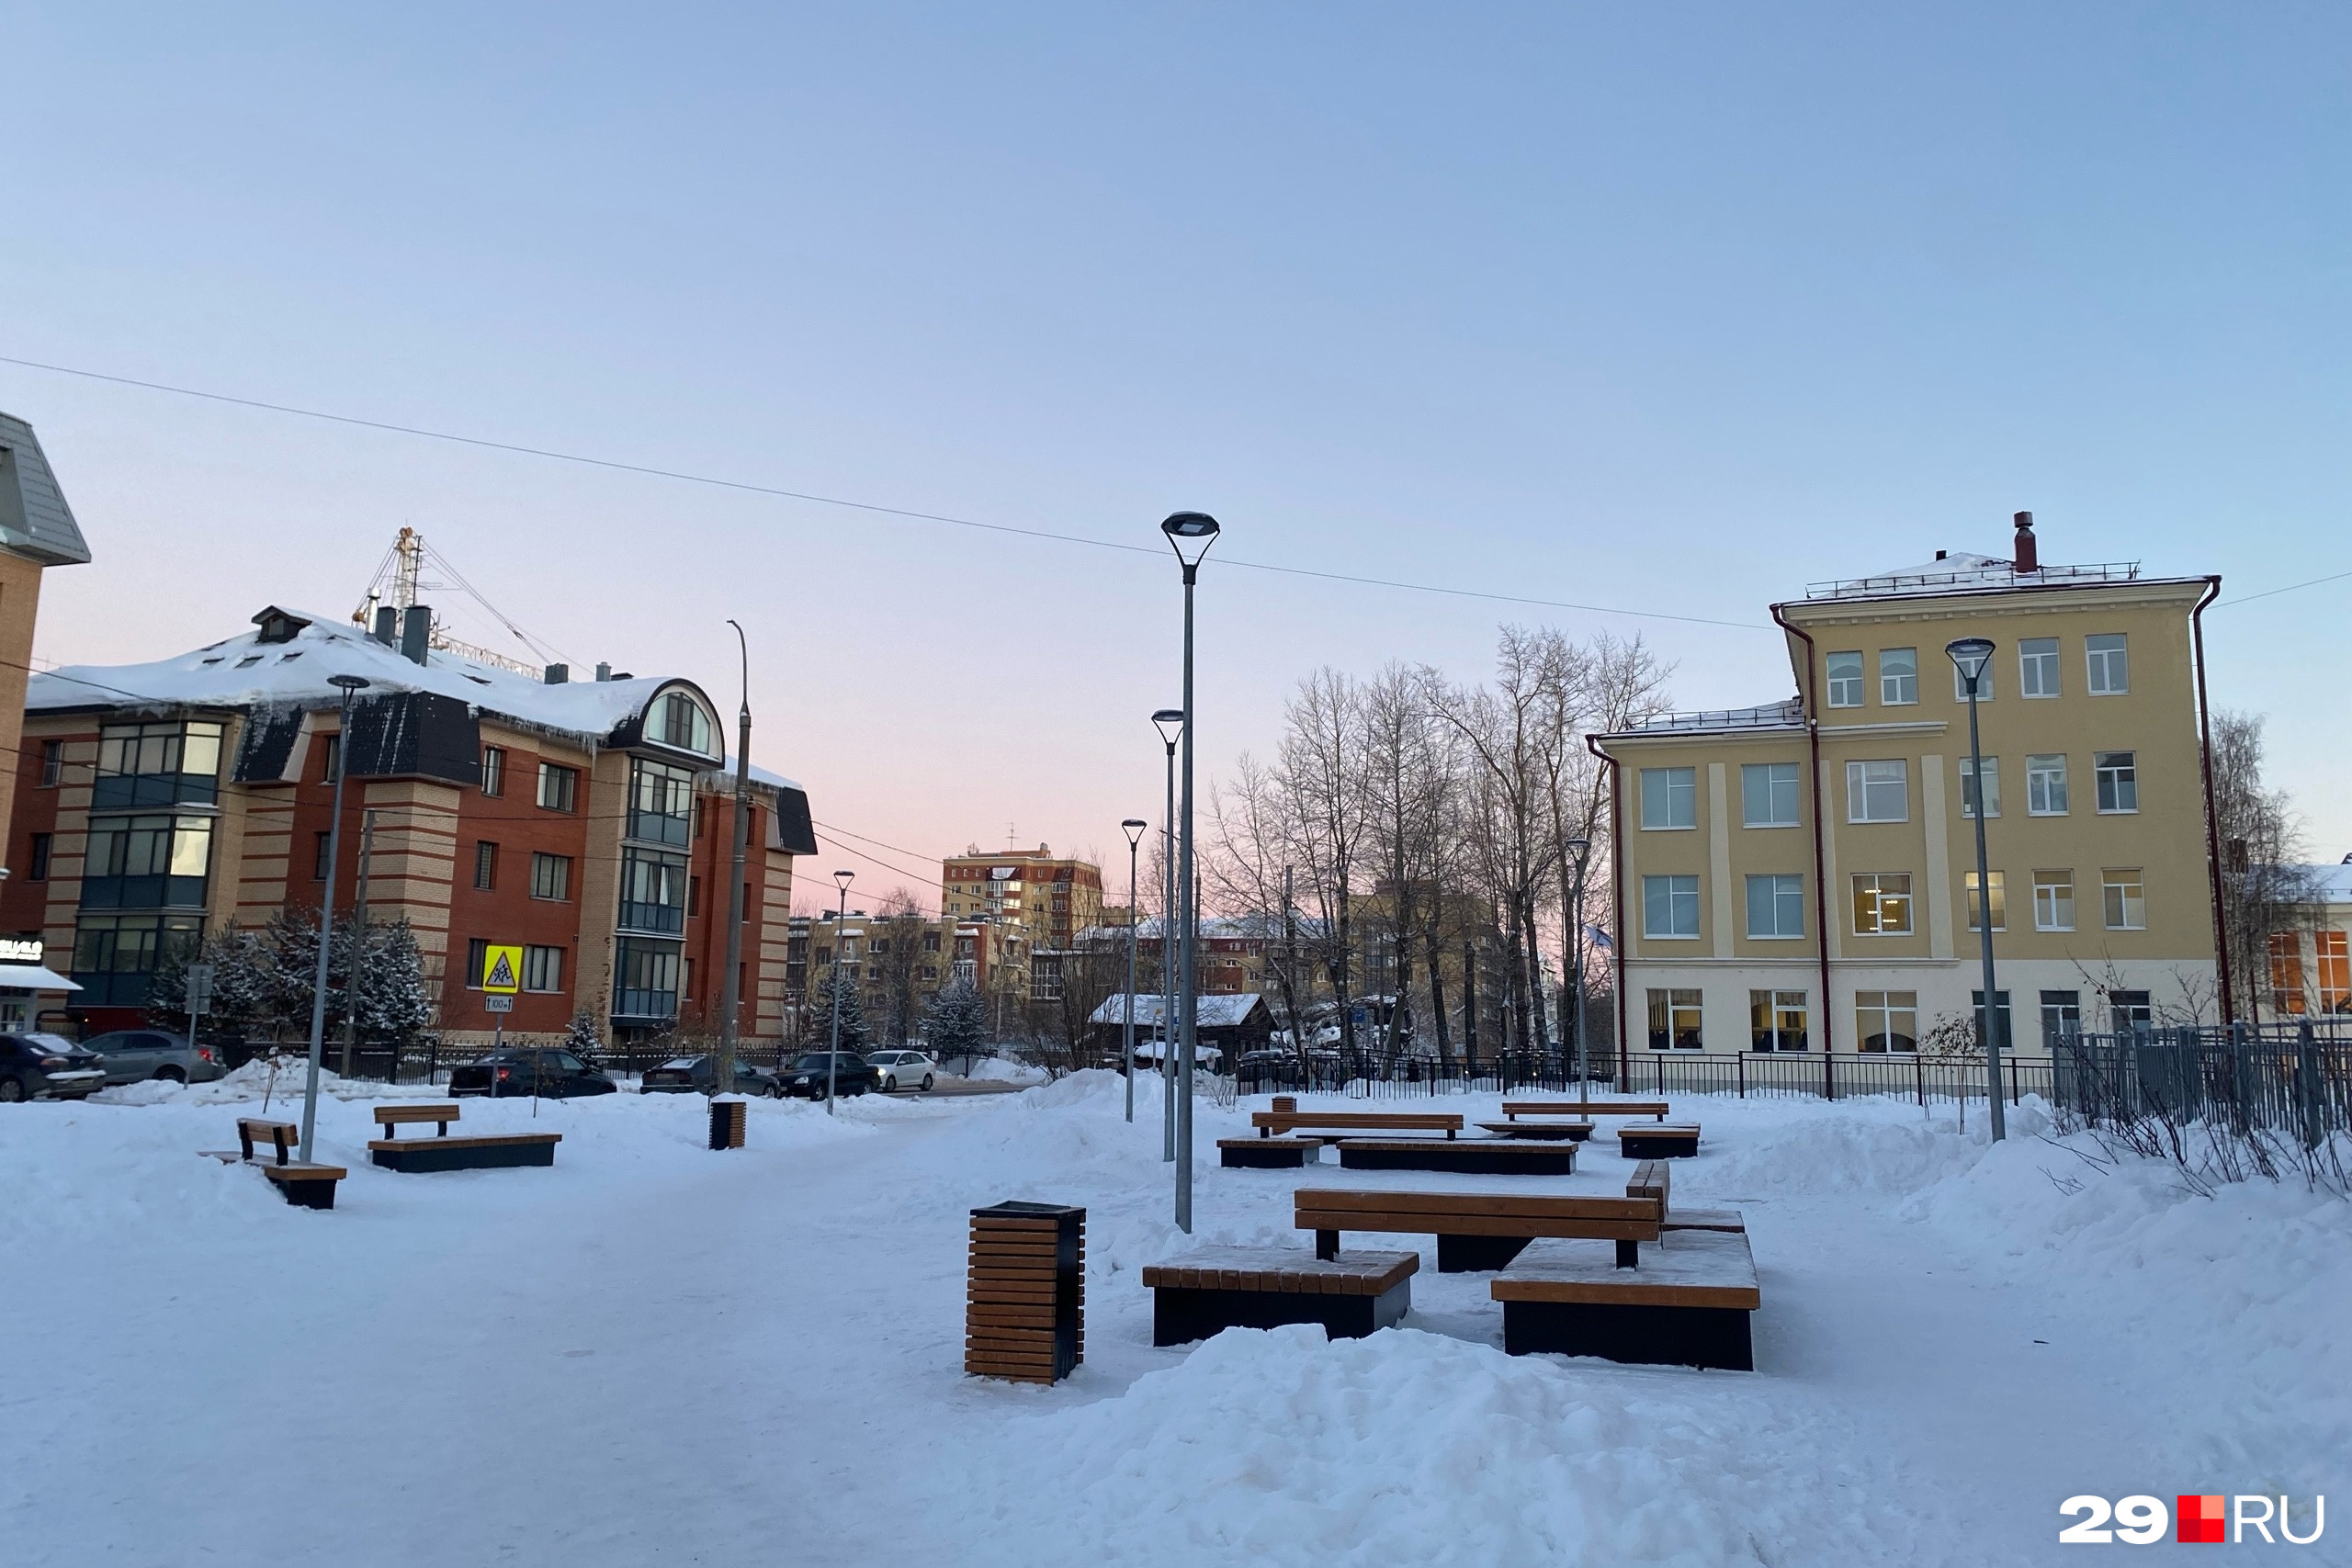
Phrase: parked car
[
  {"left": 0, "top": 1033, "right": 109, "bottom": 1101},
  {"left": 778, "top": 1051, "right": 879, "bottom": 1100},
  {"left": 640, "top": 1055, "right": 783, "bottom": 1097},
  {"left": 865, "top": 1049, "right": 936, "bottom": 1092},
  {"left": 81, "top": 1029, "right": 226, "bottom": 1086},
  {"left": 448, "top": 1049, "right": 618, "bottom": 1099}
]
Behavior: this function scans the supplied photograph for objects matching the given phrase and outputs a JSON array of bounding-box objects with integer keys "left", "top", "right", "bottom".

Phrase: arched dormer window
[{"left": 648, "top": 685, "right": 719, "bottom": 761}]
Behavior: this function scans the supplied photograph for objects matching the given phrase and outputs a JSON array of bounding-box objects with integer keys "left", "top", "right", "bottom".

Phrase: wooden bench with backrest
[
  {"left": 1251, "top": 1111, "right": 1463, "bottom": 1141},
  {"left": 198, "top": 1117, "right": 348, "bottom": 1210},
  {"left": 1294, "top": 1187, "right": 1662, "bottom": 1273},
  {"left": 1502, "top": 1100, "right": 1670, "bottom": 1122},
  {"left": 367, "top": 1102, "right": 562, "bottom": 1172},
  {"left": 1624, "top": 1156, "right": 1743, "bottom": 1233}
]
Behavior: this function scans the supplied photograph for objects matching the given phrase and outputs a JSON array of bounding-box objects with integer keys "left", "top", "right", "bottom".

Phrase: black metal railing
[
  {"left": 1231, "top": 1051, "right": 2059, "bottom": 1105},
  {"left": 2052, "top": 1024, "right": 2352, "bottom": 1145}
]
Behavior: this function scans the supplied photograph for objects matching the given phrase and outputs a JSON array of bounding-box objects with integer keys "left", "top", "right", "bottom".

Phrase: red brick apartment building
[{"left": 2, "top": 604, "right": 816, "bottom": 1046}]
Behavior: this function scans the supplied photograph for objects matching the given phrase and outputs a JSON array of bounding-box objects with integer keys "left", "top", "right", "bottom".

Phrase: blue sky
[{"left": 4, "top": 4, "right": 2346, "bottom": 897}]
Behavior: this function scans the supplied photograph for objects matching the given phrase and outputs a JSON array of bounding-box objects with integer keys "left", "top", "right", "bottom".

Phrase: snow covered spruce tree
[
  {"left": 250, "top": 906, "right": 430, "bottom": 1045},
  {"left": 812, "top": 967, "right": 873, "bottom": 1054},
  {"left": 922, "top": 978, "right": 989, "bottom": 1071},
  {"left": 563, "top": 1010, "right": 605, "bottom": 1067},
  {"left": 145, "top": 923, "right": 276, "bottom": 1037}
]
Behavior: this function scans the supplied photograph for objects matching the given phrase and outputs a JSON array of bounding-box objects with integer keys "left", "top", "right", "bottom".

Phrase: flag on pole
[{"left": 1585, "top": 923, "right": 1614, "bottom": 953}]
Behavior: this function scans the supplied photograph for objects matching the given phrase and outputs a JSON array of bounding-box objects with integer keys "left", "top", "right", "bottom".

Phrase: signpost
[{"left": 482, "top": 942, "right": 520, "bottom": 1057}]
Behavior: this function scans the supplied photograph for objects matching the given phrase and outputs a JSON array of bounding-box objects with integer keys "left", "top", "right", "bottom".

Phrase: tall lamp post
[
  {"left": 1161, "top": 510, "right": 1220, "bottom": 1235},
  {"left": 1947, "top": 637, "right": 2006, "bottom": 1142},
  {"left": 1151, "top": 707, "right": 1184, "bottom": 1162},
  {"left": 1566, "top": 834, "right": 1590, "bottom": 1111},
  {"left": 716, "top": 619, "right": 752, "bottom": 1104},
  {"left": 1121, "top": 818, "right": 1147, "bottom": 1123},
  {"left": 300, "top": 673, "right": 368, "bottom": 1164},
  {"left": 825, "top": 868, "right": 854, "bottom": 1114}
]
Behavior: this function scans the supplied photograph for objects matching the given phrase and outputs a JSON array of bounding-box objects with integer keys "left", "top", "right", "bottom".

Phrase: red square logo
[{"left": 2177, "top": 1495, "right": 2226, "bottom": 1544}]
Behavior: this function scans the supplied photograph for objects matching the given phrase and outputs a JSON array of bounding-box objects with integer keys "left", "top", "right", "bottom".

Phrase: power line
[
  {"left": 2215, "top": 567, "right": 2352, "bottom": 608},
  {"left": 0, "top": 350, "right": 1768, "bottom": 633}
]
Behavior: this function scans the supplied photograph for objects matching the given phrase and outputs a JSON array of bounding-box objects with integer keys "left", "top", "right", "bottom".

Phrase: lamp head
[
  {"left": 1159, "top": 511, "right": 1221, "bottom": 568},
  {"left": 1122, "top": 818, "right": 1148, "bottom": 848},
  {"left": 1152, "top": 708, "right": 1186, "bottom": 749},
  {"left": 832, "top": 869, "right": 854, "bottom": 893},
  {"left": 1945, "top": 637, "right": 1996, "bottom": 694},
  {"left": 1567, "top": 835, "right": 1591, "bottom": 861},
  {"left": 328, "top": 674, "right": 369, "bottom": 694}
]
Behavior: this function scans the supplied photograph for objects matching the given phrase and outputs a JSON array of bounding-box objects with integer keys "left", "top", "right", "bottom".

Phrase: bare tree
[
  {"left": 1277, "top": 670, "right": 1372, "bottom": 1066},
  {"left": 2210, "top": 711, "right": 2323, "bottom": 1024},
  {"left": 868, "top": 890, "right": 932, "bottom": 1046},
  {"left": 1205, "top": 753, "right": 1323, "bottom": 1058}
]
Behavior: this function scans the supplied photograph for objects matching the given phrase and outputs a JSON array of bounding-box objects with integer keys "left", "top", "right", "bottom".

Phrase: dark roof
[{"left": 0, "top": 412, "right": 94, "bottom": 567}]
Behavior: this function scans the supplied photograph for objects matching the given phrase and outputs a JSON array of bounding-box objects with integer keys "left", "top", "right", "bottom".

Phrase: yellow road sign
[{"left": 481, "top": 943, "right": 523, "bottom": 994}]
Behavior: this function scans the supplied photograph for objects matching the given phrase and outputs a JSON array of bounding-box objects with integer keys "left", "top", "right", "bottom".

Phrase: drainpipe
[
  {"left": 1770, "top": 602, "right": 1835, "bottom": 1056},
  {"left": 1586, "top": 737, "right": 1628, "bottom": 1084},
  {"left": 2191, "top": 575, "right": 2233, "bottom": 1024}
]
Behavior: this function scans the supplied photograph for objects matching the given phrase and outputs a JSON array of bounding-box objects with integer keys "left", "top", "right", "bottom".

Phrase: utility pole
[
  {"left": 1122, "top": 818, "right": 1146, "bottom": 1123},
  {"left": 300, "top": 674, "right": 368, "bottom": 1163},
  {"left": 716, "top": 620, "right": 752, "bottom": 1105},
  {"left": 826, "top": 870, "right": 854, "bottom": 1111},
  {"left": 1160, "top": 511, "right": 1219, "bottom": 1235},
  {"left": 338, "top": 809, "right": 377, "bottom": 1077}
]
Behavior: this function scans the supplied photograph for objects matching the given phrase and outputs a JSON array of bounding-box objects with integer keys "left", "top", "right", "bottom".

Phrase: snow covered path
[{"left": 6, "top": 1076, "right": 2344, "bottom": 1565}]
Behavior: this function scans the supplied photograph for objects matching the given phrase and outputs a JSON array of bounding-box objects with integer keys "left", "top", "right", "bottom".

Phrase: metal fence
[
  {"left": 2052, "top": 1025, "right": 2352, "bottom": 1145},
  {"left": 1233, "top": 1052, "right": 2059, "bottom": 1105}
]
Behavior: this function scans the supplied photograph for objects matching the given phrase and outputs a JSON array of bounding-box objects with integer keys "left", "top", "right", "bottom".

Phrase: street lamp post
[
  {"left": 1161, "top": 511, "right": 1220, "bottom": 1235},
  {"left": 1152, "top": 708, "right": 1184, "bottom": 1163},
  {"left": 300, "top": 673, "right": 368, "bottom": 1164},
  {"left": 826, "top": 869, "right": 854, "bottom": 1114},
  {"left": 716, "top": 619, "right": 752, "bottom": 1105},
  {"left": 1566, "top": 834, "right": 1590, "bottom": 1111},
  {"left": 1947, "top": 637, "right": 2006, "bottom": 1142},
  {"left": 1121, "top": 818, "right": 1147, "bottom": 1123}
]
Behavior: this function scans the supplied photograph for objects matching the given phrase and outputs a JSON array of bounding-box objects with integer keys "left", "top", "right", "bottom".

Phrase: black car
[
  {"left": 640, "top": 1055, "right": 783, "bottom": 1097},
  {"left": 0, "top": 1033, "right": 109, "bottom": 1101},
  {"left": 448, "top": 1049, "right": 618, "bottom": 1099},
  {"left": 777, "top": 1051, "right": 879, "bottom": 1100}
]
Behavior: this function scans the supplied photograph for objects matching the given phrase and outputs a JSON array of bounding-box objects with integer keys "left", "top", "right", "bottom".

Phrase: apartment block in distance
[
  {"left": 3, "top": 604, "right": 818, "bottom": 1046},
  {"left": 940, "top": 843, "right": 1102, "bottom": 951},
  {"left": 1590, "top": 515, "right": 2224, "bottom": 1068}
]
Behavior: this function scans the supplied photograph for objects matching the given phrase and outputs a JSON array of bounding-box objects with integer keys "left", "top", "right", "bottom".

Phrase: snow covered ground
[{"left": 5, "top": 1072, "right": 2344, "bottom": 1566}]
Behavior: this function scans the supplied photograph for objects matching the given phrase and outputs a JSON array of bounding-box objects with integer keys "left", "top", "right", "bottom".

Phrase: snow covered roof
[
  {"left": 1799, "top": 556, "right": 2170, "bottom": 603},
  {"left": 1087, "top": 993, "right": 1270, "bottom": 1030},
  {"left": 2301, "top": 863, "right": 2352, "bottom": 906},
  {"left": 0, "top": 411, "right": 93, "bottom": 567}
]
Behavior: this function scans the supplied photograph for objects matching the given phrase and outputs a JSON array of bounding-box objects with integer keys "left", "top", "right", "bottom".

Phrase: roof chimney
[
  {"left": 372, "top": 605, "right": 399, "bottom": 646},
  {"left": 595, "top": 661, "right": 612, "bottom": 682},
  {"left": 543, "top": 663, "right": 570, "bottom": 684},
  {"left": 399, "top": 604, "right": 432, "bottom": 665},
  {"left": 2012, "top": 511, "right": 2039, "bottom": 573}
]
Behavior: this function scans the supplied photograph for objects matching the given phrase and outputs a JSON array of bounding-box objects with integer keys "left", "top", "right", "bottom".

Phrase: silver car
[
  {"left": 865, "top": 1049, "right": 936, "bottom": 1092},
  {"left": 81, "top": 1029, "right": 227, "bottom": 1086}
]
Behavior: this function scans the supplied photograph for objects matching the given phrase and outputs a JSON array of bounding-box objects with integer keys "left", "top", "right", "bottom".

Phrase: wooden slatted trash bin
[
  {"left": 708, "top": 1099, "right": 747, "bottom": 1150},
  {"left": 966, "top": 1201, "right": 1083, "bottom": 1383}
]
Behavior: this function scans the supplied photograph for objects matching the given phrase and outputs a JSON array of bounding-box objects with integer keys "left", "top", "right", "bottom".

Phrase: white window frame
[
  {"left": 1965, "top": 869, "right": 2006, "bottom": 932},
  {"left": 2026, "top": 753, "right": 2069, "bottom": 816},
  {"left": 1740, "top": 761, "right": 1801, "bottom": 829},
  {"left": 2094, "top": 750, "right": 2138, "bottom": 814},
  {"left": 523, "top": 944, "right": 564, "bottom": 993},
  {"left": 1854, "top": 989, "right": 1919, "bottom": 1054},
  {"left": 1825, "top": 651, "right": 1864, "bottom": 709},
  {"left": 1749, "top": 988, "right": 1810, "bottom": 1052},
  {"left": 1846, "top": 759, "right": 1909, "bottom": 824},
  {"left": 1878, "top": 648, "right": 1918, "bottom": 705},
  {"left": 2033, "top": 870, "right": 2075, "bottom": 932},
  {"left": 2018, "top": 637, "right": 2061, "bottom": 698},
  {"left": 1959, "top": 755, "right": 2000, "bottom": 819},
  {"left": 1645, "top": 987, "right": 1703, "bottom": 1051},
  {"left": 1639, "top": 767, "right": 1698, "bottom": 831},
  {"left": 1641, "top": 874, "right": 1702, "bottom": 940},
  {"left": 1851, "top": 873, "right": 1914, "bottom": 936},
  {"left": 2102, "top": 869, "right": 2146, "bottom": 931},
  {"left": 1745, "top": 874, "right": 1805, "bottom": 939},
  {"left": 2086, "top": 633, "right": 2129, "bottom": 695}
]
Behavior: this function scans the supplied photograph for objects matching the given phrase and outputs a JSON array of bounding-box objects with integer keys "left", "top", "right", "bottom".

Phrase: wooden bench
[
  {"left": 1476, "top": 1119, "right": 1594, "bottom": 1142},
  {"left": 1618, "top": 1123, "right": 1702, "bottom": 1159},
  {"left": 1218, "top": 1136, "right": 1321, "bottom": 1168},
  {"left": 367, "top": 1102, "right": 562, "bottom": 1172},
  {"left": 1141, "top": 1245, "right": 1417, "bottom": 1346},
  {"left": 1251, "top": 1111, "right": 1463, "bottom": 1140},
  {"left": 1295, "top": 1188, "right": 1662, "bottom": 1273},
  {"left": 1625, "top": 1156, "right": 1745, "bottom": 1233},
  {"left": 198, "top": 1118, "right": 348, "bottom": 1210},
  {"left": 1490, "top": 1228, "right": 1760, "bottom": 1370},
  {"left": 1502, "top": 1100, "right": 1670, "bottom": 1122},
  {"left": 1335, "top": 1138, "right": 1577, "bottom": 1176}
]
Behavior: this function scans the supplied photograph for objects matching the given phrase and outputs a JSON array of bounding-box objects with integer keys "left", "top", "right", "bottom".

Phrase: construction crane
[{"left": 351, "top": 527, "right": 567, "bottom": 680}]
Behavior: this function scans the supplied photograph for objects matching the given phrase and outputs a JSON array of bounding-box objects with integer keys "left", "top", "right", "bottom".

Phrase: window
[
  {"left": 1969, "top": 990, "right": 2015, "bottom": 1051},
  {"left": 1641, "top": 874, "right": 1701, "bottom": 940},
  {"left": 688, "top": 875, "right": 702, "bottom": 917},
  {"left": 1749, "top": 989, "right": 1808, "bottom": 1052},
  {"left": 628, "top": 758, "right": 695, "bottom": 845},
  {"left": 93, "top": 720, "right": 223, "bottom": 808},
  {"left": 613, "top": 938, "right": 683, "bottom": 1020},
  {"left": 2268, "top": 932, "right": 2307, "bottom": 1015},
  {"left": 923, "top": 931, "right": 942, "bottom": 953},
  {"left": 69, "top": 912, "right": 203, "bottom": 1007},
  {"left": 465, "top": 937, "right": 489, "bottom": 988},
  {"left": 28, "top": 832, "right": 51, "bottom": 881},
  {"left": 2027, "top": 754, "right": 2069, "bottom": 816},
  {"left": 524, "top": 944, "right": 564, "bottom": 993},
  {"left": 1959, "top": 756, "right": 2000, "bottom": 819},
  {"left": 80, "top": 815, "right": 214, "bottom": 908},
  {"left": 1854, "top": 990, "right": 1918, "bottom": 1054},
  {"left": 39, "top": 739, "right": 62, "bottom": 787},
  {"left": 2032, "top": 871, "right": 2075, "bottom": 931},
  {"left": 2019, "top": 637, "right": 2061, "bottom": 698},
  {"left": 1825, "top": 651, "right": 1863, "bottom": 708},
  {"left": 481, "top": 746, "right": 506, "bottom": 797},
  {"left": 1964, "top": 869, "right": 2006, "bottom": 932},
  {"left": 2109, "top": 989, "right": 2152, "bottom": 1034},
  {"left": 537, "top": 762, "right": 579, "bottom": 813},
  {"left": 530, "top": 852, "right": 572, "bottom": 902},
  {"left": 1745, "top": 874, "right": 1804, "bottom": 939},
  {"left": 473, "top": 840, "right": 498, "bottom": 891},
  {"left": 315, "top": 831, "right": 334, "bottom": 881},
  {"left": 1639, "top": 767, "right": 1696, "bottom": 830},
  {"left": 2086, "top": 633, "right": 2129, "bottom": 694},
  {"left": 619, "top": 848, "right": 689, "bottom": 933},
  {"left": 1952, "top": 657, "right": 1993, "bottom": 702},
  {"left": 2101, "top": 869, "right": 2145, "bottom": 931},
  {"left": 320, "top": 736, "right": 341, "bottom": 783},
  {"left": 1878, "top": 648, "right": 1917, "bottom": 705},
  {"left": 2094, "top": 751, "right": 2137, "bottom": 813},
  {"left": 1741, "top": 762, "right": 1801, "bottom": 828},
  {"left": 2041, "top": 990, "right": 2082, "bottom": 1047},
  {"left": 1846, "top": 760, "right": 1908, "bottom": 823},
  {"left": 2316, "top": 931, "right": 2350, "bottom": 1014},
  {"left": 657, "top": 690, "right": 716, "bottom": 756},
  {"left": 1851, "top": 873, "right": 1913, "bottom": 936},
  {"left": 1645, "top": 988, "right": 1702, "bottom": 1051}
]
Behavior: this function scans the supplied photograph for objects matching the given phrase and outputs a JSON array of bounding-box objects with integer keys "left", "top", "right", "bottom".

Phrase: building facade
[
  {"left": 3, "top": 604, "right": 817, "bottom": 1046},
  {"left": 2263, "top": 860, "right": 2352, "bottom": 1021},
  {"left": 1592, "top": 519, "right": 2225, "bottom": 1067},
  {"left": 940, "top": 844, "right": 1102, "bottom": 951},
  {"left": 785, "top": 909, "right": 1026, "bottom": 1043}
]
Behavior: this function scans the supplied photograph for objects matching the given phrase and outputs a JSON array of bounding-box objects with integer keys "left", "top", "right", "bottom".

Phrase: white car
[{"left": 865, "top": 1050, "right": 936, "bottom": 1092}]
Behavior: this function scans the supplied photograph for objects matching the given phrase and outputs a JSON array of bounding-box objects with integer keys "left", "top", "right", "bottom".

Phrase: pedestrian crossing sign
[{"left": 482, "top": 943, "right": 523, "bottom": 994}]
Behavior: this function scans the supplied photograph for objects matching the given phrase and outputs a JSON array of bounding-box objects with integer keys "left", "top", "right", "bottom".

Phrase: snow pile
[
  {"left": 967, "top": 1056, "right": 1050, "bottom": 1086},
  {"left": 91, "top": 1056, "right": 451, "bottom": 1108}
]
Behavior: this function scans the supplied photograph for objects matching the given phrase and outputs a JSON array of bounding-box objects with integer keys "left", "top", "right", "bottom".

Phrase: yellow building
[
  {"left": 939, "top": 843, "right": 1102, "bottom": 952},
  {"left": 1593, "top": 516, "right": 2225, "bottom": 1065}
]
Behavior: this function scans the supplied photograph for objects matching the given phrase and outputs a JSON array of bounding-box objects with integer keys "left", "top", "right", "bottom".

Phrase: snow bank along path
[{"left": 4, "top": 1072, "right": 2344, "bottom": 1566}]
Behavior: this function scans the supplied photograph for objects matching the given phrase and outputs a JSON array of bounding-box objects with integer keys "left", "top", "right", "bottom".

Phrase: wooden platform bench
[
  {"left": 1218, "top": 1136, "right": 1321, "bottom": 1168},
  {"left": 1618, "top": 1123, "right": 1702, "bottom": 1159},
  {"left": 1295, "top": 1187, "right": 1662, "bottom": 1273},
  {"left": 1491, "top": 1227, "right": 1760, "bottom": 1370},
  {"left": 1141, "top": 1245, "right": 1417, "bottom": 1346},
  {"left": 1625, "top": 1156, "right": 1744, "bottom": 1233},
  {"left": 1502, "top": 1100, "right": 1670, "bottom": 1122},
  {"left": 1336, "top": 1138, "right": 1577, "bottom": 1176},
  {"left": 1251, "top": 1110, "right": 1463, "bottom": 1141},
  {"left": 198, "top": 1118, "right": 348, "bottom": 1210},
  {"left": 1476, "top": 1119, "right": 1594, "bottom": 1142},
  {"left": 368, "top": 1102, "right": 562, "bottom": 1172}
]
